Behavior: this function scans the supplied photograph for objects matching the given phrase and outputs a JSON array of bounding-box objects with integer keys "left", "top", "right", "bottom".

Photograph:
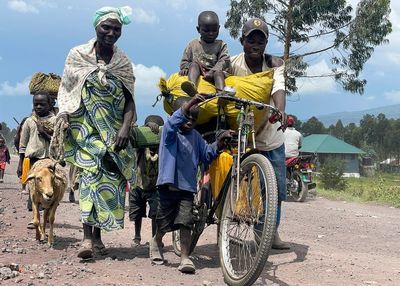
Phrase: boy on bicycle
[
  {"left": 150, "top": 95, "right": 233, "bottom": 273},
  {"left": 179, "top": 11, "right": 230, "bottom": 92}
]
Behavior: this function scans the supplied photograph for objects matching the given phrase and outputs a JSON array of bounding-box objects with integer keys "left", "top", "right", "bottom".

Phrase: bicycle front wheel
[{"left": 219, "top": 153, "right": 278, "bottom": 286}]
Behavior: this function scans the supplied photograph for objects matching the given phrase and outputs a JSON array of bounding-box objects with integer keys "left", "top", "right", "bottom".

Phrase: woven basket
[{"left": 29, "top": 72, "right": 61, "bottom": 96}]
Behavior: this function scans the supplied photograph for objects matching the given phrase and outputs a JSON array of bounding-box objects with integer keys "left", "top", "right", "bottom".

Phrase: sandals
[
  {"left": 131, "top": 238, "right": 141, "bottom": 247},
  {"left": 149, "top": 240, "right": 164, "bottom": 265},
  {"left": 93, "top": 240, "right": 107, "bottom": 255},
  {"left": 178, "top": 258, "right": 195, "bottom": 274},
  {"left": 27, "top": 221, "right": 35, "bottom": 229},
  {"left": 77, "top": 240, "right": 93, "bottom": 259}
]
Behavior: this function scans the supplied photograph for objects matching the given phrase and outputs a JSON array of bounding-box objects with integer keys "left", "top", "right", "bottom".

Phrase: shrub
[{"left": 320, "top": 159, "right": 347, "bottom": 191}]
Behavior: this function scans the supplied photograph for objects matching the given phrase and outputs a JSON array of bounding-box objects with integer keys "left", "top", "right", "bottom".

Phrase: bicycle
[{"left": 171, "top": 82, "right": 283, "bottom": 286}]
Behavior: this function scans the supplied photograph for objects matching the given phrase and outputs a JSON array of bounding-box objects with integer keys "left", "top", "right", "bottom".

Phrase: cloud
[
  {"left": 384, "top": 90, "right": 400, "bottom": 103},
  {"left": 132, "top": 8, "right": 159, "bottom": 24},
  {"left": 296, "top": 60, "right": 336, "bottom": 95},
  {"left": 166, "top": 0, "right": 188, "bottom": 10},
  {"left": 0, "top": 56, "right": 3, "bottom": 61},
  {"left": 132, "top": 63, "right": 166, "bottom": 105},
  {"left": 8, "top": 0, "right": 39, "bottom": 13},
  {"left": 0, "top": 77, "right": 30, "bottom": 96}
]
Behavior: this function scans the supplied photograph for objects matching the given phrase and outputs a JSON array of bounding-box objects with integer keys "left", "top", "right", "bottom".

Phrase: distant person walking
[{"left": 0, "top": 138, "right": 10, "bottom": 183}]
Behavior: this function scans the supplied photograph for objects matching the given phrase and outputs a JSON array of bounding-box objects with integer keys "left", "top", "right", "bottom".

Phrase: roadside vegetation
[{"left": 316, "top": 172, "right": 400, "bottom": 208}]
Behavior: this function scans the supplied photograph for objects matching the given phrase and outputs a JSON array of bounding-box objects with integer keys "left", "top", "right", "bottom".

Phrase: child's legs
[
  {"left": 179, "top": 225, "right": 192, "bottom": 261},
  {"left": 146, "top": 189, "right": 159, "bottom": 237},
  {"left": 154, "top": 188, "right": 180, "bottom": 246},
  {"left": 0, "top": 168, "right": 4, "bottom": 181},
  {"left": 213, "top": 70, "right": 225, "bottom": 91},
  {"left": 134, "top": 218, "right": 142, "bottom": 240},
  {"left": 188, "top": 63, "right": 201, "bottom": 87},
  {"left": 129, "top": 187, "right": 146, "bottom": 239},
  {"left": 173, "top": 191, "right": 195, "bottom": 261}
]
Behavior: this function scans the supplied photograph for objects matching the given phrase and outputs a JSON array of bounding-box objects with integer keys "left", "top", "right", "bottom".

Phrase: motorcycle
[{"left": 286, "top": 154, "right": 316, "bottom": 202}]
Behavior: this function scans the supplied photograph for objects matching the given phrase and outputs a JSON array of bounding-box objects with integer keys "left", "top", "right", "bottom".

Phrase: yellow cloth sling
[{"left": 20, "top": 157, "right": 30, "bottom": 184}]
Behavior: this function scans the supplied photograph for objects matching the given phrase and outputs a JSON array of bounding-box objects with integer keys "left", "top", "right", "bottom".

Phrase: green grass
[{"left": 315, "top": 172, "right": 400, "bottom": 208}]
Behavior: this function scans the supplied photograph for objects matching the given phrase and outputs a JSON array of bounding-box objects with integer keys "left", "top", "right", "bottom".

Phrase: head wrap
[{"left": 93, "top": 6, "right": 132, "bottom": 27}]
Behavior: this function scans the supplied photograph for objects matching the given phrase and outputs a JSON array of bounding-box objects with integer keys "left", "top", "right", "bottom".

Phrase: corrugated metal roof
[{"left": 300, "top": 134, "right": 365, "bottom": 154}]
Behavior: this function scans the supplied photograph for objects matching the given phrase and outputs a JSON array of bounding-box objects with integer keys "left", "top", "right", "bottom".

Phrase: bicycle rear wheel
[{"left": 219, "top": 153, "right": 278, "bottom": 286}]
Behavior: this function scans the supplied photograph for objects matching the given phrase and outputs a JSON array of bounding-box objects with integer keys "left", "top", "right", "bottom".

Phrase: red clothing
[{"left": 0, "top": 146, "right": 10, "bottom": 165}]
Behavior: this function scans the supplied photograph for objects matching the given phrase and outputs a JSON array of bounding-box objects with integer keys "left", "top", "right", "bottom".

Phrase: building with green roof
[{"left": 300, "top": 134, "right": 365, "bottom": 177}]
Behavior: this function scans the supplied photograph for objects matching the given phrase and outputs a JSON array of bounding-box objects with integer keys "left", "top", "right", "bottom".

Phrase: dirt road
[{"left": 1, "top": 156, "right": 399, "bottom": 285}]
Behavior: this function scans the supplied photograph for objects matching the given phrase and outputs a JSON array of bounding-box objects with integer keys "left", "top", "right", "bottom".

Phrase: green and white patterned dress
[{"left": 65, "top": 71, "right": 135, "bottom": 231}]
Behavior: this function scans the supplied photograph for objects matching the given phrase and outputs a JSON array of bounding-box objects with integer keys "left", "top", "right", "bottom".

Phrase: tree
[
  {"left": 343, "top": 122, "right": 363, "bottom": 148},
  {"left": 331, "top": 120, "right": 345, "bottom": 140},
  {"left": 0, "top": 122, "right": 17, "bottom": 149},
  {"left": 301, "top": 116, "right": 326, "bottom": 136},
  {"left": 225, "top": 0, "right": 392, "bottom": 94}
]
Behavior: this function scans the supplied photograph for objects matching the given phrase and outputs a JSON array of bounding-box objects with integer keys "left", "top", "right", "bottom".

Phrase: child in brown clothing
[{"left": 179, "top": 11, "right": 230, "bottom": 92}]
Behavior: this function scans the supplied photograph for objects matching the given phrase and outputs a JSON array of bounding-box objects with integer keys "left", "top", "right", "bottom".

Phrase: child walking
[
  {"left": 17, "top": 93, "right": 55, "bottom": 227},
  {"left": 179, "top": 11, "right": 230, "bottom": 92},
  {"left": 150, "top": 94, "right": 233, "bottom": 273},
  {"left": 129, "top": 115, "right": 164, "bottom": 246},
  {"left": 0, "top": 138, "right": 10, "bottom": 183}
]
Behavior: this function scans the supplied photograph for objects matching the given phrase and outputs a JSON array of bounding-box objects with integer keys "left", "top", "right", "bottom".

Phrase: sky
[{"left": 0, "top": 0, "right": 399, "bottom": 129}]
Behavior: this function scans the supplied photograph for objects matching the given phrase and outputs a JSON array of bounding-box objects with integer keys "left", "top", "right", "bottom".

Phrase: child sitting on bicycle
[
  {"left": 150, "top": 95, "right": 233, "bottom": 273},
  {"left": 179, "top": 10, "right": 230, "bottom": 92}
]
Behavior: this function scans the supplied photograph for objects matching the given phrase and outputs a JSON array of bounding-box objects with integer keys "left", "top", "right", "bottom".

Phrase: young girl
[{"left": 0, "top": 138, "right": 10, "bottom": 183}]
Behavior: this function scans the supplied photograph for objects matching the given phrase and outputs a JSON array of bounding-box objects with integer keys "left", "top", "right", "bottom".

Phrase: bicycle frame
[{"left": 198, "top": 93, "right": 282, "bottom": 224}]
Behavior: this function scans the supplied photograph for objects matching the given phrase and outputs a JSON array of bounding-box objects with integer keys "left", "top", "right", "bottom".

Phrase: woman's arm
[{"left": 114, "top": 87, "right": 135, "bottom": 152}]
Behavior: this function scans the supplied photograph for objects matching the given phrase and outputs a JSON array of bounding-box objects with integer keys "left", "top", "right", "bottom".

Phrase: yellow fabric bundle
[
  {"left": 20, "top": 157, "right": 30, "bottom": 184},
  {"left": 29, "top": 72, "right": 61, "bottom": 96},
  {"left": 209, "top": 151, "right": 233, "bottom": 200},
  {"left": 161, "top": 71, "right": 274, "bottom": 130}
]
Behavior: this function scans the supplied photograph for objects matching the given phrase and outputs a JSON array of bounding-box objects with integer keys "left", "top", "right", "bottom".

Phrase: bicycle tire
[
  {"left": 219, "top": 153, "right": 278, "bottom": 286},
  {"left": 172, "top": 230, "right": 181, "bottom": 257}
]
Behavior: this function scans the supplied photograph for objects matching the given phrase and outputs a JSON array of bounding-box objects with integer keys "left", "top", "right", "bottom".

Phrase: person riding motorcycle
[{"left": 284, "top": 116, "right": 303, "bottom": 158}]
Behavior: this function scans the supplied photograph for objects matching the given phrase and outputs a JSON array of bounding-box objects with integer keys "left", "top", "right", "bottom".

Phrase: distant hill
[{"left": 311, "top": 104, "right": 400, "bottom": 126}]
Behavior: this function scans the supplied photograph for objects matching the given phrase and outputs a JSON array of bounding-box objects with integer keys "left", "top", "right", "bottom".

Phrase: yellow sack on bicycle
[
  {"left": 160, "top": 71, "right": 274, "bottom": 130},
  {"left": 209, "top": 151, "right": 233, "bottom": 201}
]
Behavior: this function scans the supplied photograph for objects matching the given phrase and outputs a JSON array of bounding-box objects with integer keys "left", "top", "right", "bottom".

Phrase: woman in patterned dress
[{"left": 57, "top": 6, "right": 136, "bottom": 259}]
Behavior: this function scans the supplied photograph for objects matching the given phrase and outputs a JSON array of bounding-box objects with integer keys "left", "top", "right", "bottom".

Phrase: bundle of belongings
[
  {"left": 158, "top": 71, "right": 274, "bottom": 131},
  {"left": 29, "top": 72, "right": 61, "bottom": 96}
]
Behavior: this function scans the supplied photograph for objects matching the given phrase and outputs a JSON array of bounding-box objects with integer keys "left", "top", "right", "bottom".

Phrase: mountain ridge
[{"left": 305, "top": 104, "right": 400, "bottom": 126}]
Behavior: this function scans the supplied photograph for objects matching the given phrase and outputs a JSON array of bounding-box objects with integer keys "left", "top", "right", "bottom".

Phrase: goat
[{"left": 26, "top": 158, "right": 67, "bottom": 246}]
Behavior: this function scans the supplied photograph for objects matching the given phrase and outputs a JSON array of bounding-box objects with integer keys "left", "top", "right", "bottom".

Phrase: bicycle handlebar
[{"left": 199, "top": 92, "right": 284, "bottom": 126}]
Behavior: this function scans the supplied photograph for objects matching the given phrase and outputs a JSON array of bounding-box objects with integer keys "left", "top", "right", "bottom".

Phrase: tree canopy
[
  {"left": 292, "top": 114, "right": 400, "bottom": 161},
  {"left": 225, "top": 0, "right": 392, "bottom": 94}
]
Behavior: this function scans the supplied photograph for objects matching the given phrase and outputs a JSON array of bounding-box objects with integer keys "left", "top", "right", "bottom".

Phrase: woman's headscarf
[{"left": 93, "top": 6, "right": 132, "bottom": 27}]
